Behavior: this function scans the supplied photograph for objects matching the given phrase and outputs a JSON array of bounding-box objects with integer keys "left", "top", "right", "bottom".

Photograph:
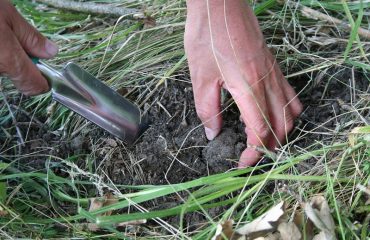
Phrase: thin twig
[
  {"left": 36, "top": 0, "right": 144, "bottom": 18},
  {"left": 288, "top": 1, "right": 370, "bottom": 40}
]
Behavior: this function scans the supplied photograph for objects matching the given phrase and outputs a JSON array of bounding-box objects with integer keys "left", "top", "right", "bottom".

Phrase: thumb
[{"left": 11, "top": 12, "right": 58, "bottom": 59}]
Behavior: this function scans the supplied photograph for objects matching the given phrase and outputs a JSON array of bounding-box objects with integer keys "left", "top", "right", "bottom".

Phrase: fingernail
[
  {"left": 205, "top": 127, "right": 218, "bottom": 140},
  {"left": 45, "top": 39, "right": 59, "bottom": 57}
]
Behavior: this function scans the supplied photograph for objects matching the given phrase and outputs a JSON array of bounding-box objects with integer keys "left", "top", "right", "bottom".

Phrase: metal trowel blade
[{"left": 37, "top": 62, "right": 148, "bottom": 144}]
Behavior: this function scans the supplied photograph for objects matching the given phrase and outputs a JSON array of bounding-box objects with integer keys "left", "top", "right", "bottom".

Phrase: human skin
[
  {"left": 0, "top": 0, "right": 58, "bottom": 96},
  {"left": 185, "top": 0, "right": 303, "bottom": 167},
  {"left": 2, "top": 0, "right": 302, "bottom": 167}
]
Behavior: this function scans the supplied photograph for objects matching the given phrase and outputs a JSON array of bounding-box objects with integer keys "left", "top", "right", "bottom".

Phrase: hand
[
  {"left": 0, "top": 0, "right": 58, "bottom": 95},
  {"left": 185, "top": 0, "right": 302, "bottom": 167}
]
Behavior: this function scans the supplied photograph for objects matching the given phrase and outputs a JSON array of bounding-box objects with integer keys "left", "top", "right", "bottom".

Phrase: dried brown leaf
[
  {"left": 304, "top": 196, "right": 336, "bottom": 240},
  {"left": 294, "top": 211, "right": 314, "bottom": 240},
  {"left": 277, "top": 222, "right": 301, "bottom": 240},
  {"left": 102, "top": 192, "right": 118, "bottom": 216},
  {"left": 312, "top": 231, "right": 334, "bottom": 240},
  {"left": 236, "top": 201, "right": 285, "bottom": 238},
  {"left": 212, "top": 220, "right": 244, "bottom": 240},
  {"left": 87, "top": 193, "right": 120, "bottom": 231},
  {"left": 89, "top": 197, "right": 105, "bottom": 212},
  {"left": 0, "top": 210, "right": 8, "bottom": 217},
  {"left": 254, "top": 233, "right": 281, "bottom": 240}
]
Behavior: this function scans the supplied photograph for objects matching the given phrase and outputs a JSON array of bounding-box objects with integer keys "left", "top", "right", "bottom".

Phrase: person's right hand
[{"left": 0, "top": 0, "right": 58, "bottom": 95}]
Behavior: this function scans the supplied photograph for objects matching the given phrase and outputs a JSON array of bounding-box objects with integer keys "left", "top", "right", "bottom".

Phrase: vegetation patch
[{"left": 0, "top": 0, "right": 369, "bottom": 239}]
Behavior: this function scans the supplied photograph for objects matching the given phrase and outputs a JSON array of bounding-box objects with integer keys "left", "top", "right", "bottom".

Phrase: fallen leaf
[
  {"left": 278, "top": 222, "right": 302, "bottom": 240},
  {"left": 102, "top": 193, "right": 118, "bottom": 216},
  {"left": 87, "top": 193, "right": 120, "bottom": 231},
  {"left": 294, "top": 211, "right": 314, "bottom": 240},
  {"left": 304, "top": 196, "right": 336, "bottom": 240},
  {"left": 212, "top": 221, "right": 224, "bottom": 240},
  {"left": 312, "top": 231, "right": 334, "bottom": 240},
  {"left": 212, "top": 220, "right": 244, "bottom": 240},
  {"left": 348, "top": 126, "right": 370, "bottom": 147},
  {"left": 236, "top": 201, "right": 285, "bottom": 238},
  {"left": 218, "top": 220, "right": 234, "bottom": 240},
  {"left": 0, "top": 206, "right": 8, "bottom": 217},
  {"left": 265, "top": 233, "right": 281, "bottom": 240},
  {"left": 254, "top": 233, "right": 281, "bottom": 240},
  {"left": 89, "top": 197, "right": 105, "bottom": 212}
]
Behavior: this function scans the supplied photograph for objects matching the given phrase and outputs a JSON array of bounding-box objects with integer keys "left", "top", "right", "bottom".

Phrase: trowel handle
[{"left": 31, "top": 57, "right": 39, "bottom": 64}]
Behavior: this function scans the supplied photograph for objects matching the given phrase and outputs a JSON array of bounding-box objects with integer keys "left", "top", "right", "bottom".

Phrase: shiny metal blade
[{"left": 36, "top": 62, "right": 148, "bottom": 144}]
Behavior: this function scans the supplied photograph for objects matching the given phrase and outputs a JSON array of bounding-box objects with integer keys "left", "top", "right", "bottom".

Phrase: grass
[{"left": 0, "top": 0, "right": 369, "bottom": 239}]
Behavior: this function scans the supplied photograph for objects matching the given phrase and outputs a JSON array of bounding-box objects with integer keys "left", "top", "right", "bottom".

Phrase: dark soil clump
[{"left": 110, "top": 81, "right": 246, "bottom": 185}]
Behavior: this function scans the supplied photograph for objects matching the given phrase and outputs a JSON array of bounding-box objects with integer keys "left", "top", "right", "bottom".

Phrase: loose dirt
[{"left": 2, "top": 68, "right": 368, "bottom": 186}]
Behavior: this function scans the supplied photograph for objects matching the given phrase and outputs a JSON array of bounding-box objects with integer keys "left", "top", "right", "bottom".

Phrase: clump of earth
[{"left": 107, "top": 81, "right": 247, "bottom": 185}]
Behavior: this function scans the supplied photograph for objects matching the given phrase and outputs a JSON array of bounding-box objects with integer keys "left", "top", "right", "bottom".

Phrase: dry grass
[{"left": 0, "top": 0, "right": 369, "bottom": 239}]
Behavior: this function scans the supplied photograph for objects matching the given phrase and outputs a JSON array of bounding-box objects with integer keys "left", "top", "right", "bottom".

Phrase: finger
[
  {"left": 0, "top": 26, "right": 49, "bottom": 95},
  {"left": 279, "top": 73, "right": 303, "bottom": 117},
  {"left": 239, "top": 136, "right": 265, "bottom": 168},
  {"left": 259, "top": 66, "right": 299, "bottom": 151},
  {"left": 10, "top": 9, "right": 58, "bottom": 58},
  {"left": 266, "top": 93, "right": 295, "bottom": 150},
  {"left": 283, "top": 84, "right": 303, "bottom": 118},
  {"left": 226, "top": 75, "right": 271, "bottom": 167},
  {"left": 192, "top": 75, "right": 223, "bottom": 140}
]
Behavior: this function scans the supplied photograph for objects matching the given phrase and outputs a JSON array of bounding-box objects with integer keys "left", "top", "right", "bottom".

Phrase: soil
[
  {"left": 107, "top": 67, "right": 369, "bottom": 185},
  {"left": 2, "top": 67, "right": 369, "bottom": 186},
  {"left": 110, "top": 82, "right": 246, "bottom": 185},
  {"left": 1, "top": 66, "right": 368, "bottom": 233}
]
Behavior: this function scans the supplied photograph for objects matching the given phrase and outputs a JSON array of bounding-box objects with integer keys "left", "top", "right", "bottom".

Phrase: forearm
[
  {"left": 186, "top": 0, "right": 261, "bottom": 30},
  {"left": 185, "top": 0, "right": 265, "bottom": 58}
]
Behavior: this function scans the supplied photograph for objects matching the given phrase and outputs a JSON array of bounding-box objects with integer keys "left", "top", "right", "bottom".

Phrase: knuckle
[
  {"left": 196, "top": 107, "right": 213, "bottom": 122},
  {"left": 249, "top": 121, "right": 270, "bottom": 139},
  {"left": 24, "top": 30, "right": 41, "bottom": 49}
]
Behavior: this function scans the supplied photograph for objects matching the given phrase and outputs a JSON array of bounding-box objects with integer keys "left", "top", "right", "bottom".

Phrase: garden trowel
[{"left": 33, "top": 58, "right": 148, "bottom": 144}]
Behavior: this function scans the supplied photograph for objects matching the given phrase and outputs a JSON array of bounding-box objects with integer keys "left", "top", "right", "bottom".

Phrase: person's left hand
[{"left": 185, "top": 0, "right": 302, "bottom": 167}]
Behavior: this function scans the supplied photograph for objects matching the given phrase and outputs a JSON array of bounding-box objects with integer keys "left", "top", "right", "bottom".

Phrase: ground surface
[{"left": 6, "top": 67, "right": 368, "bottom": 186}]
